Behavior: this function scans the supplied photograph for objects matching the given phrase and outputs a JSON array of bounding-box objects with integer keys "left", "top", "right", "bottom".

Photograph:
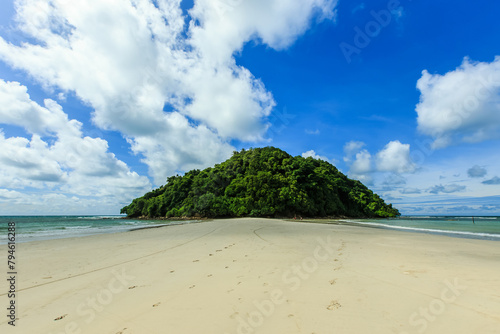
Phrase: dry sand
[{"left": 1, "top": 218, "right": 499, "bottom": 334}]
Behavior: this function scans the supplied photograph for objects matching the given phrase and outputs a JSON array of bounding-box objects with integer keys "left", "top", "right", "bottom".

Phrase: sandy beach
[{"left": 1, "top": 218, "right": 499, "bottom": 334}]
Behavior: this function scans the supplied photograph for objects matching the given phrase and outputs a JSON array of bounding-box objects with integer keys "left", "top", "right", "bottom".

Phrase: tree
[{"left": 121, "top": 147, "right": 400, "bottom": 218}]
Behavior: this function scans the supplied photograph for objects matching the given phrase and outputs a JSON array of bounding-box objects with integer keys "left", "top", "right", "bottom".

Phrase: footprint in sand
[
  {"left": 209, "top": 254, "right": 213, "bottom": 256},
  {"left": 116, "top": 328, "right": 127, "bottom": 334},
  {"left": 128, "top": 286, "right": 137, "bottom": 289},
  {"left": 193, "top": 260, "right": 200, "bottom": 262},
  {"left": 207, "top": 274, "right": 213, "bottom": 277},
  {"left": 327, "top": 300, "right": 341, "bottom": 310},
  {"left": 216, "top": 249, "right": 222, "bottom": 252},
  {"left": 153, "top": 302, "right": 161, "bottom": 307},
  {"left": 329, "top": 279, "right": 337, "bottom": 285},
  {"left": 54, "top": 314, "right": 67, "bottom": 321},
  {"left": 170, "top": 270, "right": 175, "bottom": 273},
  {"left": 189, "top": 285, "right": 196, "bottom": 289}
]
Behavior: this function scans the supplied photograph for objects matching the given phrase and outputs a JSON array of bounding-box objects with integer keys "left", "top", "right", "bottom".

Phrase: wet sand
[{"left": 1, "top": 218, "right": 499, "bottom": 333}]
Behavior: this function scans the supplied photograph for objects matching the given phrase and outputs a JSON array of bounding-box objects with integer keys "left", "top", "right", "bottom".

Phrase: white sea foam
[{"left": 342, "top": 221, "right": 500, "bottom": 240}]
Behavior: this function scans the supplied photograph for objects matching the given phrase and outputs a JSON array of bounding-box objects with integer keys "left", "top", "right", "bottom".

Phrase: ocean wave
[
  {"left": 346, "top": 221, "right": 500, "bottom": 240},
  {"left": 77, "top": 216, "right": 122, "bottom": 220},
  {"left": 64, "top": 226, "right": 93, "bottom": 230}
]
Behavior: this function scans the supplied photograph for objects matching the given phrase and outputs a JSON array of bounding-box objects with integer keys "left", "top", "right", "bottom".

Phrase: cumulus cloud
[
  {"left": 0, "top": 79, "right": 151, "bottom": 206},
  {"left": 343, "top": 140, "right": 365, "bottom": 162},
  {"left": 467, "top": 165, "right": 487, "bottom": 178},
  {"left": 0, "top": 189, "right": 24, "bottom": 200},
  {"left": 302, "top": 150, "right": 326, "bottom": 161},
  {"left": 350, "top": 150, "right": 372, "bottom": 174},
  {"left": 416, "top": 57, "right": 500, "bottom": 149},
  {"left": 301, "top": 149, "right": 337, "bottom": 164},
  {"left": 348, "top": 149, "right": 373, "bottom": 184},
  {"left": 428, "top": 184, "right": 466, "bottom": 194},
  {"left": 375, "top": 140, "right": 416, "bottom": 173},
  {"left": 345, "top": 140, "right": 415, "bottom": 185},
  {"left": 482, "top": 176, "right": 500, "bottom": 185},
  {"left": 190, "top": 0, "right": 337, "bottom": 60},
  {"left": 0, "top": 0, "right": 337, "bottom": 184}
]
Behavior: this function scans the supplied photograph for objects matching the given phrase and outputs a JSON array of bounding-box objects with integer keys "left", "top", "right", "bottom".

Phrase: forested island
[{"left": 121, "top": 147, "right": 400, "bottom": 219}]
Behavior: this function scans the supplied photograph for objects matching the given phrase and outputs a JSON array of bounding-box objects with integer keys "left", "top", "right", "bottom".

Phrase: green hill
[{"left": 121, "top": 147, "right": 400, "bottom": 218}]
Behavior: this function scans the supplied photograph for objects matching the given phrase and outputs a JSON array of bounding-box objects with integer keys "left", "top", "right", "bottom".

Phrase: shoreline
[
  {"left": 127, "top": 219, "right": 207, "bottom": 232},
  {"left": 313, "top": 219, "right": 500, "bottom": 241},
  {"left": 1, "top": 218, "right": 499, "bottom": 333},
  {"left": 3, "top": 216, "right": 498, "bottom": 246}
]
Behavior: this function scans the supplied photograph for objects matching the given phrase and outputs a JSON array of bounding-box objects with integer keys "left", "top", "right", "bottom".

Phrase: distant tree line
[{"left": 121, "top": 147, "right": 400, "bottom": 218}]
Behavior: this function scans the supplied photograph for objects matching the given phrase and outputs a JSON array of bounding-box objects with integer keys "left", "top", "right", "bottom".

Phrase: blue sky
[{"left": 0, "top": 0, "right": 499, "bottom": 215}]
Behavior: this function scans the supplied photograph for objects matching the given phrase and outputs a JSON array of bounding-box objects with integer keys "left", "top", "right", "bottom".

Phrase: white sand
[{"left": 1, "top": 218, "right": 499, "bottom": 333}]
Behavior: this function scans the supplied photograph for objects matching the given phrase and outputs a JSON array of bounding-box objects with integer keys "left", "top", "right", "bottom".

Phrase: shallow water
[
  {"left": 0, "top": 216, "right": 196, "bottom": 244},
  {"left": 341, "top": 216, "right": 500, "bottom": 241}
]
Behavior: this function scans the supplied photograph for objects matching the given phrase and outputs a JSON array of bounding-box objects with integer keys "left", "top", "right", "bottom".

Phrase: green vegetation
[{"left": 121, "top": 147, "right": 400, "bottom": 218}]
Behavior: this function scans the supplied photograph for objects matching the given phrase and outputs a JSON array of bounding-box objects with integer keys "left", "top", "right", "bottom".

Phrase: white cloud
[
  {"left": 0, "top": 81, "right": 76, "bottom": 137},
  {"left": 190, "top": 0, "right": 337, "bottom": 60},
  {"left": 344, "top": 140, "right": 415, "bottom": 186},
  {"left": 302, "top": 150, "right": 330, "bottom": 162},
  {"left": 347, "top": 149, "right": 372, "bottom": 184},
  {"left": 0, "top": 0, "right": 337, "bottom": 184},
  {"left": 350, "top": 150, "right": 372, "bottom": 174},
  {"left": 0, "top": 189, "right": 24, "bottom": 200},
  {"left": 343, "top": 140, "right": 365, "bottom": 162},
  {"left": 375, "top": 140, "right": 416, "bottom": 173},
  {"left": 0, "top": 79, "right": 151, "bottom": 209},
  {"left": 416, "top": 57, "right": 500, "bottom": 149}
]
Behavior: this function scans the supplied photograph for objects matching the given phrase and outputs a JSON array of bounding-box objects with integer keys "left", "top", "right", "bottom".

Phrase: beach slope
[{"left": 1, "top": 218, "right": 499, "bottom": 333}]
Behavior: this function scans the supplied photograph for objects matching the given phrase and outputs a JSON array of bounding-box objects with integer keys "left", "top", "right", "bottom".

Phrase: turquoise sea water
[
  {"left": 0, "top": 216, "right": 197, "bottom": 244},
  {"left": 0, "top": 216, "right": 499, "bottom": 244},
  {"left": 342, "top": 216, "right": 500, "bottom": 241}
]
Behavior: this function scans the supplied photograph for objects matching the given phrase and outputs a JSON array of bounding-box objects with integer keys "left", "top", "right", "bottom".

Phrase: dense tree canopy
[{"left": 121, "top": 147, "right": 400, "bottom": 218}]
